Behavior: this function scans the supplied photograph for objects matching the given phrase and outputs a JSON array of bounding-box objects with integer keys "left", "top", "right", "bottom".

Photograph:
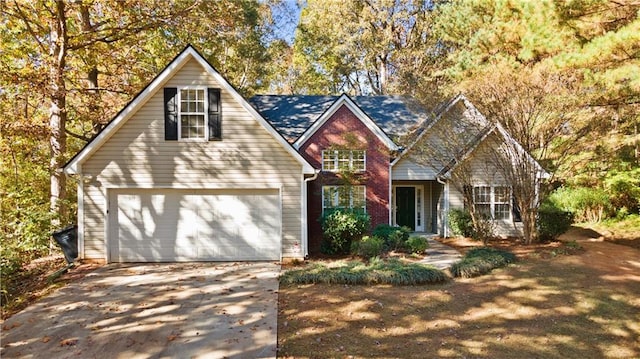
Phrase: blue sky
[{"left": 270, "top": 0, "right": 302, "bottom": 44}]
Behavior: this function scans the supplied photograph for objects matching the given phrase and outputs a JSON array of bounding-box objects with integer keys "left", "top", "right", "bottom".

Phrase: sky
[{"left": 270, "top": 0, "right": 302, "bottom": 44}]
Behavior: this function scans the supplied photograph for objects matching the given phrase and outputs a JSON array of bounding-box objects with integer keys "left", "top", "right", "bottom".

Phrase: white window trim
[
  {"left": 321, "top": 150, "right": 366, "bottom": 172},
  {"left": 177, "top": 86, "right": 208, "bottom": 141},
  {"left": 473, "top": 185, "right": 511, "bottom": 221},
  {"left": 322, "top": 185, "right": 366, "bottom": 214}
]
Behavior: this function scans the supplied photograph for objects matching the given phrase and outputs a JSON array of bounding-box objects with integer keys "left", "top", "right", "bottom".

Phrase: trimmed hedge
[
  {"left": 280, "top": 258, "right": 447, "bottom": 286},
  {"left": 450, "top": 247, "right": 516, "bottom": 278}
]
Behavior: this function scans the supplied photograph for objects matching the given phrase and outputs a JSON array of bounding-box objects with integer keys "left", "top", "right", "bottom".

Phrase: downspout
[
  {"left": 388, "top": 162, "right": 393, "bottom": 225},
  {"left": 436, "top": 176, "right": 449, "bottom": 238},
  {"left": 302, "top": 170, "right": 319, "bottom": 257},
  {"left": 66, "top": 165, "right": 88, "bottom": 260}
]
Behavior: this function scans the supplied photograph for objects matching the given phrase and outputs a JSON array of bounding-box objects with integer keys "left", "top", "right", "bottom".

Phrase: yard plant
[
  {"left": 320, "top": 210, "right": 371, "bottom": 255},
  {"left": 450, "top": 247, "right": 516, "bottom": 278},
  {"left": 280, "top": 257, "right": 447, "bottom": 286}
]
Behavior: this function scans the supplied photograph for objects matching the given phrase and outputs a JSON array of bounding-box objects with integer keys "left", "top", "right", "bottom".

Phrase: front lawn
[{"left": 277, "top": 237, "right": 640, "bottom": 358}]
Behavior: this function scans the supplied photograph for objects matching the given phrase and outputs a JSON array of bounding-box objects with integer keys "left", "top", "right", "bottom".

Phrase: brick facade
[{"left": 299, "top": 105, "right": 391, "bottom": 255}]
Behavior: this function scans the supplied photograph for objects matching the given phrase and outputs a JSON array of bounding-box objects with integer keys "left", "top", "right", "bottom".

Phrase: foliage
[
  {"left": 0, "top": 0, "right": 278, "bottom": 271},
  {"left": 405, "top": 236, "right": 429, "bottom": 254},
  {"left": 448, "top": 208, "right": 495, "bottom": 243},
  {"left": 450, "top": 247, "right": 516, "bottom": 278},
  {"left": 280, "top": 258, "right": 447, "bottom": 286},
  {"left": 548, "top": 186, "right": 612, "bottom": 223},
  {"left": 471, "top": 217, "right": 497, "bottom": 245},
  {"left": 537, "top": 201, "right": 574, "bottom": 242},
  {"left": 449, "top": 209, "right": 473, "bottom": 237},
  {"left": 293, "top": 0, "right": 437, "bottom": 95},
  {"left": 351, "top": 235, "right": 385, "bottom": 259},
  {"left": 320, "top": 210, "right": 371, "bottom": 255},
  {"left": 604, "top": 168, "right": 640, "bottom": 216},
  {"left": 372, "top": 224, "right": 411, "bottom": 251}
]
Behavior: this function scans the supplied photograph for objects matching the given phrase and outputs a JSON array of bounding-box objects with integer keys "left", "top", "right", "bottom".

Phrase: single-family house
[{"left": 64, "top": 45, "right": 546, "bottom": 262}]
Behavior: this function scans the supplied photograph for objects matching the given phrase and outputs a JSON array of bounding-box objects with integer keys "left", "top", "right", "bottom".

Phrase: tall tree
[
  {"left": 0, "top": 0, "right": 274, "bottom": 255},
  {"left": 292, "top": 0, "right": 438, "bottom": 95}
]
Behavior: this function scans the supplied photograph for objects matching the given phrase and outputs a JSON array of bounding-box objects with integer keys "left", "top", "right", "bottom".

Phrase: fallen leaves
[{"left": 59, "top": 338, "right": 78, "bottom": 346}]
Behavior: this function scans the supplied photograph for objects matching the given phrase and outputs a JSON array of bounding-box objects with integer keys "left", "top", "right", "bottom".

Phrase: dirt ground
[
  {"left": 1, "top": 256, "right": 101, "bottom": 319},
  {"left": 3, "top": 227, "right": 638, "bottom": 358},
  {"left": 277, "top": 228, "right": 640, "bottom": 358}
]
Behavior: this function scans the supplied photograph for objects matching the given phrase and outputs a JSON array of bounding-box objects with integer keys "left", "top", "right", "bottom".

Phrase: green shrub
[
  {"left": 548, "top": 186, "right": 612, "bottom": 222},
  {"left": 321, "top": 210, "right": 371, "bottom": 255},
  {"left": 604, "top": 169, "right": 640, "bottom": 216},
  {"left": 450, "top": 247, "right": 516, "bottom": 278},
  {"left": 280, "top": 258, "right": 447, "bottom": 285},
  {"left": 470, "top": 217, "right": 496, "bottom": 244},
  {"left": 372, "top": 224, "right": 411, "bottom": 250},
  {"left": 537, "top": 201, "right": 574, "bottom": 241},
  {"left": 405, "top": 236, "right": 429, "bottom": 254},
  {"left": 448, "top": 209, "right": 474, "bottom": 237},
  {"left": 351, "top": 235, "right": 385, "bottom": 259}
]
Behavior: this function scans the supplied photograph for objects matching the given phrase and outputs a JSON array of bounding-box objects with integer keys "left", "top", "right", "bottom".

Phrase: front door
[{"left": 396, "top": 187, "right": 415, "bottom": 230}]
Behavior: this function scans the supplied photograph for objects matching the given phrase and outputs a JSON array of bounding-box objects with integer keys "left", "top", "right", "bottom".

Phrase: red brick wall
[{"left": 299, "top": 105, "right": 390, "bottom": 255}]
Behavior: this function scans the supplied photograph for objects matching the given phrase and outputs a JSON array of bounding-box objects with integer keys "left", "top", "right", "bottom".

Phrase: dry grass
[{"left": 278, "top": 233, "right": 640, "bottom": 358}]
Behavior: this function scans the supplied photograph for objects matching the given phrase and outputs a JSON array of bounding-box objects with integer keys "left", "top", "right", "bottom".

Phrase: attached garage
[
  {"left": 64, "top": 47, "right": 315, "bottom": 263},
  {"left": 108, "top": 189, "right": 282, "bottom": 262}
]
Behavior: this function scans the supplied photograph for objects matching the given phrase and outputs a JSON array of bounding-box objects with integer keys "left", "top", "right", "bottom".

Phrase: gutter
[
  {"left": 302, "top": 170, "right": 320, "bottom": 257},
  {"left": 436, "top": 176, "right": 449, "bottom": 238}
]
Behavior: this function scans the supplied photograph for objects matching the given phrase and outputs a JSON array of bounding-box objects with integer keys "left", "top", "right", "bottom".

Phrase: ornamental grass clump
[
  {"left": 280, "top": 258, "right": 447, "bottom": 286},
  {"left": 450, "top": 247, "right": 516, "bottom": 278}
]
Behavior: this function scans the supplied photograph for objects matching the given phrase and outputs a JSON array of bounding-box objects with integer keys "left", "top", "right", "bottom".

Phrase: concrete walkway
[
  {"left": 1, "top": 262, "right": 280, "bottom": 359},
  {"left": 418, "top": 236, "right": 463, "bottom": 270}
]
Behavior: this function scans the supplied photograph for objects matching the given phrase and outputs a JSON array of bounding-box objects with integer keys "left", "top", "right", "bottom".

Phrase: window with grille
[
  {"left": 322, "top": 150, "right": 366, "bottom": 172},
  {"left": 473, "top": 186, "right": 511, "bottom": 220},
  {"left": 322, "top": 185, "right": 366, "bottom": 214}
]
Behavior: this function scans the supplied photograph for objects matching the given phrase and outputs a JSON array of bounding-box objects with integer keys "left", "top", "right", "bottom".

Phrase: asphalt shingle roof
[{"left": 249, "top": 95, "right": 430, "bottom": 143}]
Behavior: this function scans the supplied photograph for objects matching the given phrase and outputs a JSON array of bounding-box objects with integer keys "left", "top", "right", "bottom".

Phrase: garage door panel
[{"left": 110, "top": 189, "right": 281, "bottom": 262}]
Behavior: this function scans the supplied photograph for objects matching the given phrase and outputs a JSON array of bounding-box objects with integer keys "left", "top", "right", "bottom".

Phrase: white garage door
[{"left": 108, "top": 189, "right": 281, "bottom": 262}]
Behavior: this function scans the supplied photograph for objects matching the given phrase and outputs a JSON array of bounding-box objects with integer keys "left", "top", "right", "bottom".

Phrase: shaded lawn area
[{"left": 277, "top": 240, "right": 640, "bottom": 358}]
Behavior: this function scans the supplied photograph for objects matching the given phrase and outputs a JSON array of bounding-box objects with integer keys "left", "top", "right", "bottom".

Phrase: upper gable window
[
  {"left": 322, "top": 150, "right": 366, "bottom": 172},
  {"left": 164, "top": 87, "right": 221, "bottom": 141},
  {"left": 179, "top": 89, "right": 206, "bottom": 139}
]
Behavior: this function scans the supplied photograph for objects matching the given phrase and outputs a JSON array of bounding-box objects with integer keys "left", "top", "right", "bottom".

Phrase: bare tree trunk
[
  {"left": 78, "top": 3, "right": 102, "bottom": 135},
  {"left": 49, "top": 0, "right": 68, "bottom": 237}
]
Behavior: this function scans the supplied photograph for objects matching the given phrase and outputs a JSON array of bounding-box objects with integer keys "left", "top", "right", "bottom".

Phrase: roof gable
[
  {"left": 393, "top": 94, "right": 548, "bottom": 179},
  {"left": 292, "top": 94, "right": 400, "bottom": 151},
  {"left": 249, "top": 95, "right": 429, "bottom": 143},
  {"left": 64, "top": 45, "right": 314, "bottom": 175}
]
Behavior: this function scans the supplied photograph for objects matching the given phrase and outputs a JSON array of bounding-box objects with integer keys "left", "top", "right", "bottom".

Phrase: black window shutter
[
  {"left": 512, "top": 195, "right": 522, "bottom": 222},
  {"left": 208, "top": 88, "right": 221, "bottom": 140},
  {"left": 164, "top": 88, "right": 178, "bottom": 140}
]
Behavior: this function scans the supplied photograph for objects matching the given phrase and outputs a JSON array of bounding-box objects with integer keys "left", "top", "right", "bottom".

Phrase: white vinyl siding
[
  {"left": 392, "top": 156, "right": 438, "bottom": 180},
  {"left": 81, "top": 58, "right": 304, "bottom": 260}
]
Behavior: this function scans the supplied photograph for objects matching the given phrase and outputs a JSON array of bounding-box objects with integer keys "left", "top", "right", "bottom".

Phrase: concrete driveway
[{"left": 1, "top": 262, "right": 280, "bottom": 359}]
